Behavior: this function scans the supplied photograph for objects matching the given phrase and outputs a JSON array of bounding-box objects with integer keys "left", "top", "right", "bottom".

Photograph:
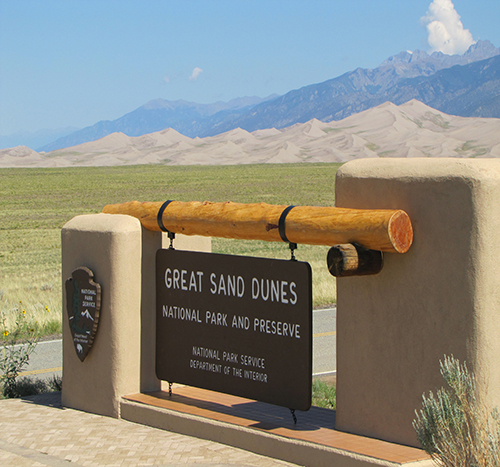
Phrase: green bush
[
  {"left": 0, "top": 301, "right": 40, "bottom": 398},
  {"left": 312, "top": 379, "right": 336, "bottom": 409},
  {"left": 413, "top": 355, "right": 500, "bottom": 467}
]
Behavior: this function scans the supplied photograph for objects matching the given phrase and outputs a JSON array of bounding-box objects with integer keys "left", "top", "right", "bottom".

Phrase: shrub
[
  {"left": 14, "top": 375, "right": 62, "bottom": 397},
  {"left": 0, "top": 301, "right": 40, "bottom": 398},
  {"left": 312, "top": 379, "right": 336, "bottom": 409},
  {"left": 413, "top": 355, "right": 500, "bottom": 467}
]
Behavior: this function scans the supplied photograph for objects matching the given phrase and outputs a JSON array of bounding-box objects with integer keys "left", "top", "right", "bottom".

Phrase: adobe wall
[
  {"left": 335, "top": 158, "right": 500, "bottom": 447},
  {"left": 61, "top": 213, "right": 210, "bottom": 417}
]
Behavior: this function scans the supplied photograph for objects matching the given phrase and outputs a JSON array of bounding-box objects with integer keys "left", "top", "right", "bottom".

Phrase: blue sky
[{"left": 1, "top": 0, "right": 499, "bottom": 136}]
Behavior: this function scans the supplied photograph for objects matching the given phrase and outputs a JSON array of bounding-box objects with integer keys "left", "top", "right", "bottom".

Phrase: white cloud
[
  {"left": 422, "top": 0, "right": 475, "bottom": 55},
  {"left": 189, "top": 67, "right": 203, "bottom": 81},
  {"left": 163, "top": 75, "right": 170, "bottom": 84}
]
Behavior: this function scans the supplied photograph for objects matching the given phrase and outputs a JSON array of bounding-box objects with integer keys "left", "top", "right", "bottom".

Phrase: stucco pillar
[
  {"left": 335, "top": 158, "right": 500, "bottom": 447},
  {"left": 61, "top": 214, "right": 142, "bottom": 417}
]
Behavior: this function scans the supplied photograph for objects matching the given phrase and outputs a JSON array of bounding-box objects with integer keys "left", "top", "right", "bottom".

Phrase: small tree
[
  {"left": 0, "top": 302, "right": 39, "bottom": 398},
  {"left": 413, "top": 355, "right": 500, "bottom": 467}
]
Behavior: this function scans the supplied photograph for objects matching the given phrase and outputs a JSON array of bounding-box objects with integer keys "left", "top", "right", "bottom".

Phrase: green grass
[
  {"left": 377, "top": 150, "right": 396, "bottom": 157},
  {"left": 0, "top": 163, "right": 341, "bottom": 334},
  {"left": 456, "top": 140, "right": 488, "bottom": 158},
  {"left": 424, "top": 111, "right": 450, "bottom": 130},
  {"left": 406, "top": 116, "right": 424, "bottom": 129},
  {"left": 323, "top": 127, "right": 342, "bottom": 134},
  {"left": 365, "top": 142, "right": 380, "bottom": 152},
  {"left": 312, "top": 379, "right": 336, "bottom": 409}
]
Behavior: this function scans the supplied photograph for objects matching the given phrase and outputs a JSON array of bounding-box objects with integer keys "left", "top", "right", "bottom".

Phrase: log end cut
[
  {"left": 327, "top": 244, "right": 384, "bottom": 277},
  {"left": 388, "top": 210, "right": 413, "bottom": 253}
]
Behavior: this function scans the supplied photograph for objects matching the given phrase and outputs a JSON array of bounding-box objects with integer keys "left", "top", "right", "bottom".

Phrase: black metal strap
[
  {"left": 157, "top": 200, "right": 174, "bottom": 232},
  {"left": 278, "top": 205, "right": 295, "bottom": 243}
]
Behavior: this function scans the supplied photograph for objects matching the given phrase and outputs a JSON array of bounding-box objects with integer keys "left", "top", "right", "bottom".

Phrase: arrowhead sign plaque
[{"left": 65, "top": 267, "right": 101, "bottom": 362}]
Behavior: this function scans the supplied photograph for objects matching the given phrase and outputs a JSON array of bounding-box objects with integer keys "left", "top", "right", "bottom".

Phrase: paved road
[
  {"left": 18, "top": 339, "right": 62, "bottom": 381},
  {"left": 19, "top": 306, "right": 337, "bottom": 380},
  {"left": 312, "top": 306, "right": 336, "bottom": 376}
]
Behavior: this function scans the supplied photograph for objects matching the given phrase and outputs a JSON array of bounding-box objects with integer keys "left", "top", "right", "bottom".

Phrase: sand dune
[{"left": 3, "top": 99, "right": 500, "bottom": 168}]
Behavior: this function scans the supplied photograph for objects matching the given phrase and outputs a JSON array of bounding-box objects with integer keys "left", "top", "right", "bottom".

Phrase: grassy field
[{"left": 0, "top": 163, "right": 341, "bottom": 335}]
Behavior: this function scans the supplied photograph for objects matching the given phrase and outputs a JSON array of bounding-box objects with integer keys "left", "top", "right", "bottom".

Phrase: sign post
[{"left": 156, "top": 249, "right": 312, "bottom": 411}]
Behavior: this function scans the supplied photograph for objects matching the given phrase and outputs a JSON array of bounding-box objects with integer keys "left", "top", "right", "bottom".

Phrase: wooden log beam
[
  {"left": 327, "top": 244, "right": 384, "bottom": 277},
  {"left": 102, "top": 200, "right": 413, "bottom": 253}
]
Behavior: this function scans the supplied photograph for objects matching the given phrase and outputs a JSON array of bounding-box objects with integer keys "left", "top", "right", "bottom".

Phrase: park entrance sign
[{"left": 156, "top": 249, "right": 312, "bottom": 411}]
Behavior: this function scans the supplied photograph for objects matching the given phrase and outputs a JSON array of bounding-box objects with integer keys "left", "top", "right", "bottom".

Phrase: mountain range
[
  {"left": 210, "top": 40, "right": 500, "bottom": 132},
  {"left": 4, "top": 99, "right": 500, "bottom": 168},
  {"left": 38, "top": 95, "right": 277, "bottom": 152},
  {"left": 0, "top": 127, "right": 79, "bottom": 152},
  {"left": 28, "top": 40, "right": 500, "bottom": 152}
]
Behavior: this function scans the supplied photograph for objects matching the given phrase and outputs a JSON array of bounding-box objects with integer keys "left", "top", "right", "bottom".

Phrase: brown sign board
[
  {"left": 156, "top": 249, "right": 312, "bottom": 411},
  {"left": 65, "top": 267, "right": 101, "bottom": 362}
]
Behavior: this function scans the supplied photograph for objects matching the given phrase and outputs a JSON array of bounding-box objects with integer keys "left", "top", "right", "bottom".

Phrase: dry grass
[
  {"left": 0, "top": 229, "right": 61, "bottom": 334},
  {"left": 0, "top": 163, "right": 341, "bottom": 335}
]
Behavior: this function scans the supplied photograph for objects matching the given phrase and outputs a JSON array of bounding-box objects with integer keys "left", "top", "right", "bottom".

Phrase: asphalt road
[
  {"left": 312, "top": 306, "right": 336, "bottom": 376},
  {"left": 18, "top": 339, "right": 63, "bottom": 381},
  {"left": 19, "top": 306, "right": 336, "bottom": 381}
]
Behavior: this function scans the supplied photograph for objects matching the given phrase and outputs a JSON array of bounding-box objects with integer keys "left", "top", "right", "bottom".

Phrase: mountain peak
[
  {"left": 463, "top": 39, "right": 500, "bottom": 60},
  {"left": 381, "top": 50, "right": 427, "bottom": 66},
  {"left": 381, "top": 50, "right": 430, "bottom": 65},
  {"left": 380, "top": 40, "right": 499, "bottom": 68}
]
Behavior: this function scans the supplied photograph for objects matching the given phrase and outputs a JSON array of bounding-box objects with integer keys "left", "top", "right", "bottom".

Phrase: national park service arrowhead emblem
[{"left": 65, "top": 267, "right": 101, "bottom": 362}]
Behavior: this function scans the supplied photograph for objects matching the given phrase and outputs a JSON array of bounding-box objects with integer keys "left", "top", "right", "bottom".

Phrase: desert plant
[
  {"left": 0, "top": 301, "right": 40, "bottom": 398},
  {"left": 413, "top": 355, "right": 500, "bottom": 467},
  {"left": 13, "top": 374, "right": 62, "bottom": 397},
  {"left": 48, "top": 374, "right": 63, "bottom": 392},
  {"left": 312, "top": 379, "right": 336, "bottom": 409}
]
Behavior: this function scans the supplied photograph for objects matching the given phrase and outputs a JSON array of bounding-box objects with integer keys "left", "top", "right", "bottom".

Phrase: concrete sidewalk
[{"left": 0, "top": 392, "right": 300, "bottom": 467}]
